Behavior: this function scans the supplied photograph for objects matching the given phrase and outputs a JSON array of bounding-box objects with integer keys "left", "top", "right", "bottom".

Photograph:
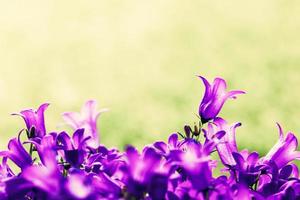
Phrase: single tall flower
[
  {"left": 62, "top": 100, "right": 108, "bottom": 148},
  {"left": 13, "top": 103, "right": 49, "bottom": 139},
  {"left": 198, "top": 76, "right": 245, "bottom": 123}
]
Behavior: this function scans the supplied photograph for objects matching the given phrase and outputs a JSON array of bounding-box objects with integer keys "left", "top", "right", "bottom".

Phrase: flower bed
[{"left": 0, "top": 76, "right": 299, "bottom": 199}]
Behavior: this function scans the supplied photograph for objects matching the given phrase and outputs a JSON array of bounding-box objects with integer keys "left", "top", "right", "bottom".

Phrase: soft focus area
[{"left": 0, "top": 0, "right": 299, "bottom": 153}]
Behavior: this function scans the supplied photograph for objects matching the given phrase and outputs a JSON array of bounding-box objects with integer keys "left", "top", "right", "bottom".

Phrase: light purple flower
[
  {"left": 65, "top": 172, "right": 93, "bottom": 199},
  {"left": 261, "top": 123, "right": 300, "bottom": 169},
  {"left": 0, "top": 157, "right": 14, "bottom": 181},
  {"left": 198, "top": 76, "right": 245, "bottom": 123},
  {"left": 62, "top": 100, "right": 108, "bottom": 148},
  {"left": 204, "top": 117, "right": 241, "bottom": 166},
  {"left": 13, "top": 103, "right": 49, "bottom": 138}
]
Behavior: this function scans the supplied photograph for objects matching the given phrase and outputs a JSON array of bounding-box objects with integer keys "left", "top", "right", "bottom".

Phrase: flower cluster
[{"left": 1, "top": 76, "right": 300, "bottom": 200}]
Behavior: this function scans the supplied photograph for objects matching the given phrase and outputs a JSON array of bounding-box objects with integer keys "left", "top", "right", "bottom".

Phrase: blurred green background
[{"left": 0, "top": 0, "right": 300, "bottom": 155}]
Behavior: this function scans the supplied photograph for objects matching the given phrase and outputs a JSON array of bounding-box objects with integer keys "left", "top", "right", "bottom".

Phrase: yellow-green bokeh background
[{"left": 0, "top": 1, "right": 300, "bottom": 155}]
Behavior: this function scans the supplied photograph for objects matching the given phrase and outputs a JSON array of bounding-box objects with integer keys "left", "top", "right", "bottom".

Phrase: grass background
[{"left": 0, "top": 0, "right": 300, "bottom": 155}]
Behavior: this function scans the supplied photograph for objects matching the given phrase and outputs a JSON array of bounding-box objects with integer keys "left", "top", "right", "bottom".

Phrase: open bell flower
[
  {"left": 62, "top": 100, "right": 108, "bottom": 148},
  {"left": 204, "top": 117, "right": 241, "bottom": 166},
  {"left": 56, "top": 128, "right": 90, "bottom": 168},
  {"left": 0, "top": 76, "right": 300, "bottom": 199},
  {"left": 13, "top": 103, "right": 49, "bottom": 139},
  {"left": 260, "top": 123, "right": 300, "bottom": 169},
  {"left": 198, "top": 76, "right": 245, "bottom": 123}
]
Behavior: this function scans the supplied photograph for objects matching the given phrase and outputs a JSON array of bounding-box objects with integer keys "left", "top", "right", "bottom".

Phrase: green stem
[{"left": 29, "top": 143, "right": 34, "bottom": 157}]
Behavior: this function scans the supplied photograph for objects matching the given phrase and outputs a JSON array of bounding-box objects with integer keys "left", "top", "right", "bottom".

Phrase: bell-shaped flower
[
  {"left": 57, "top": 128, "right": 90, "bottom": 168},
  {"left": 0, "top": 131, "right": 32, "bottom": 170},
  {"left": 62, "top": 100, "right": 108, "bottom": 148},
  {"left": 121, "top": 146, "right": 169, "bottom": 199},
  {"left": 26, "top": 133, "right": 57, "bottom": 167},
  {"left": 204, "top": 117, "right": 241, "bottom": 166},
  {"left": 232, "top": 150, "right": 261, "bottom": 186},
  {"left": 13, "top": 103, "right": 49, "bottom": 139},
  {"left": 261, "top": 123, "right": 300, "bottom": 169},
  {"left": 198, "top": 76, "right": 245, "bottom": 123}
]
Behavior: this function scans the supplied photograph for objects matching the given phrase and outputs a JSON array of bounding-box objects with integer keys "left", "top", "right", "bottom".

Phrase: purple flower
[
  {"left": 62, "top": 100, "right": 108, "bottom": 148},
  {"left": 27, "top": 133, "right": 57, "bottom": 167},
  {"left": 153, "top": 133, "right": 182, "bottom": 158},
  {"left": 13, "top": 103, "right": 49, "bottom": 139},
  {"left": 232, "top": 150, "right": 261, "bottom": 186},
  {"left": 57, "top": 128, "right": 90, "bottom": 168},
  {"left": 0, "top": 131, "right": 32, "bottom": 170},
  {"left": 171, "top": 141, "right": 213, "bottom": 191},
  {"left": 0, "top": 158, "right": 14, "bottom": 180},
  {"left": 261, "top": 123, "right": 300, "bottom": 169},
  {"left": 3, "top": 176, "right": 35, "bottom": 200},
  {"left": 21, "top": 147, "right": 63, "bottom": 198},
  {"left": 91, "top": 171, "right": 122, "bottom": 198},
  {"left": 198, "top": 76, "right": 245, "bottom": 123},
  {"left": 257, "top": 163, "right": 300, "bottom": 198},
  {"left": 204, "top": 117, "right": 241, "bottom": 166},
  {"left": 0, "top": 76, "right": 300, "bottom": 199},
  {"left": 85, "top": 145, "right": 124, "bottom": 176},
  {"left": 65, "top": 172, "right": 94, "bottom": 199},
  {"left": 121, "top": 146, "right": 169, "bottom": 199}
]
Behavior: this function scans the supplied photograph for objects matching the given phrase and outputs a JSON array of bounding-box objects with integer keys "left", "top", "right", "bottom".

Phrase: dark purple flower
[
  {"left": 270, "top": 180, "right": 300, "bottom": 199},
  {"left": 232, "top": 150, "right": 261, "bottom": 186},
  {"left": 13, "top": 103, "right": 49, "bottom": 138},
  {"left": 256, "top": 162, "right": 300, "bottom": 198},
  {"left": 62, "top": 100, "right": 108, "bottom": 148},
  {"left": 57, "top": 128, "right": 90, "bottom": 168},
  {"left": 198, "top": 76, "right": 245, "bottom": 123},
  {"left": 168, "top": 180, "right": 205, "bottom": 199},
  {"left": 260, "top": 123, "right": 300, "bottom": 169},
  {"left": 121, "top": 146, "right": 169, "bottom": 199},
  {"left": 4, "top": 176, "right": 36, "bottom": 200},
  {"left": 85, "top": 145, "right": 124, "bottom": 176}
]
